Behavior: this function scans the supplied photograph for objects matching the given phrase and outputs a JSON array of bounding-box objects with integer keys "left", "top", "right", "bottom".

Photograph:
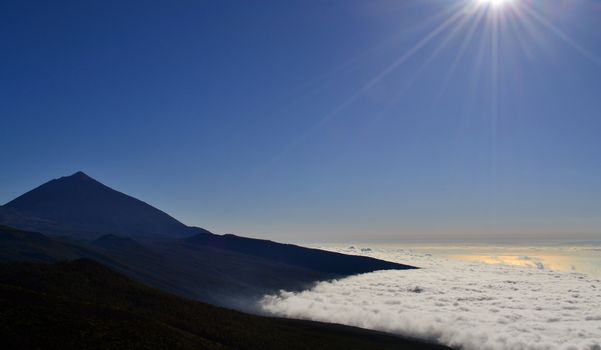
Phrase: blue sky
[{"left": 2, "top": 0, "right": 601, "bottom": 243}]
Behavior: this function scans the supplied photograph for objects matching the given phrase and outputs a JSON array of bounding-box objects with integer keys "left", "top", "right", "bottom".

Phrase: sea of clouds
[{"left": 260, "top": 246, "right": 601, "bottom": 350}]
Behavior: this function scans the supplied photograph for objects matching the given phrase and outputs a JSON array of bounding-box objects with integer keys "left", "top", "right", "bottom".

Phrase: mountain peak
[
  {"left": 69, "top": 171, "right": 91, "bottom": 179},
  {"left": 2, "top": 172, "right": 193, "bottom": 238},
  {"left": 59, "top": 171, "right": 98, "bottom": 184}
]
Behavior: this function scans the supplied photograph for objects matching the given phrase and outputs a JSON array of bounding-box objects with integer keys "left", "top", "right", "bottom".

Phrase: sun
[{"left": 477, "top": 0, "right": 513, "bottom": 8}]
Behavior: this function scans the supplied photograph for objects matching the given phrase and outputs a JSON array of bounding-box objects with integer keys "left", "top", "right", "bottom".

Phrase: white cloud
[{"left": 260, "top": 247, "right": 601, "bottom": 350}]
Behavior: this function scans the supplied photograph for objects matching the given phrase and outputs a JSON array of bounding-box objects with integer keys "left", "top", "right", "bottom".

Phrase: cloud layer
[{"left": 260, "top": 247, "right": 601, "bottom": 350}]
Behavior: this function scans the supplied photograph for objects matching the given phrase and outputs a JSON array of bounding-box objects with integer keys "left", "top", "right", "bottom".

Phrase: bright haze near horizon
[{"left": 2, "top": 0, "right": 601, "bottom": 243}]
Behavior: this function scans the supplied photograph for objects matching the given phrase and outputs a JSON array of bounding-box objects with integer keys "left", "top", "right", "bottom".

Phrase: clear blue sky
[{"left": 2, "top": 0, "right": 600, "bottom": 243}]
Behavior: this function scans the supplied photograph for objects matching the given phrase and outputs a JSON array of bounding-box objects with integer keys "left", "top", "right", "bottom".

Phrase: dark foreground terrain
[{"left": 0, "top": 259, "right": 451, "bottom": 350}]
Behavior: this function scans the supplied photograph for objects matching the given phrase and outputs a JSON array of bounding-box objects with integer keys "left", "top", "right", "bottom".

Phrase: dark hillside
[
  {"left": 0, "top": 225, "right": 412, "bottom": 309},
  {"left": 186, "top": 232, "right": 412, "bottom": 275},
  {"left": 0, "top": 259, "right": 452, "bottom": 350}
]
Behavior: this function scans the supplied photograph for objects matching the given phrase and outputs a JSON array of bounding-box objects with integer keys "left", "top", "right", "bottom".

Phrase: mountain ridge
[{"left": 0, "top": 224, "right": 415, "bottom": 309}]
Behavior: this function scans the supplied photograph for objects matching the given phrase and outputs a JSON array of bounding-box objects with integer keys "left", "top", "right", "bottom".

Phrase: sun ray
[
  {"left": 293, "top": 2, "right": 469, "bottom": 102},
  {"left": 330, "top": 6, "right": 467, "bottom": 115},
  {"left": 520, "top": 2, "right": 601, "bottom": 67},
  {"left": 511, "top": 3, "right": 555, "bottom": 57},
  {"left": 504, "top": 5, "right": 535, "bottom": 61},
  {"left": 378, "top": 5, "right": 479, "bottom": 115},
  {"left": 435, "top": 6, "right": 488, "bottom": 100},
  {"left": 262, "top": 4, "right": 470, "bottom": 167},
  {"left": 489, "top": 0, "right": 500, "bottom": 220}
]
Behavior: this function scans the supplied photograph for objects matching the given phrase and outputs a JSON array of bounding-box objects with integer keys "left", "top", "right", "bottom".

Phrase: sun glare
[{"left": 478, "top": 0, "right": 513, "bottom": 8}]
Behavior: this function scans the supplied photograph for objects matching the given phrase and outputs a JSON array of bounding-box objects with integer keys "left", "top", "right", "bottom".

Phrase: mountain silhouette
[
  {"left": 0, "top": 172, "right": 416, "bottom": 309},
  {"left": 3, "top": 171, "right": 193, "bottom": 238}
]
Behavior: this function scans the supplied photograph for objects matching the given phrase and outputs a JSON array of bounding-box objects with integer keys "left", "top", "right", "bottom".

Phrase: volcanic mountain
[{"left": 2, "top": 171, "right": 192, "bottom": 238}]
